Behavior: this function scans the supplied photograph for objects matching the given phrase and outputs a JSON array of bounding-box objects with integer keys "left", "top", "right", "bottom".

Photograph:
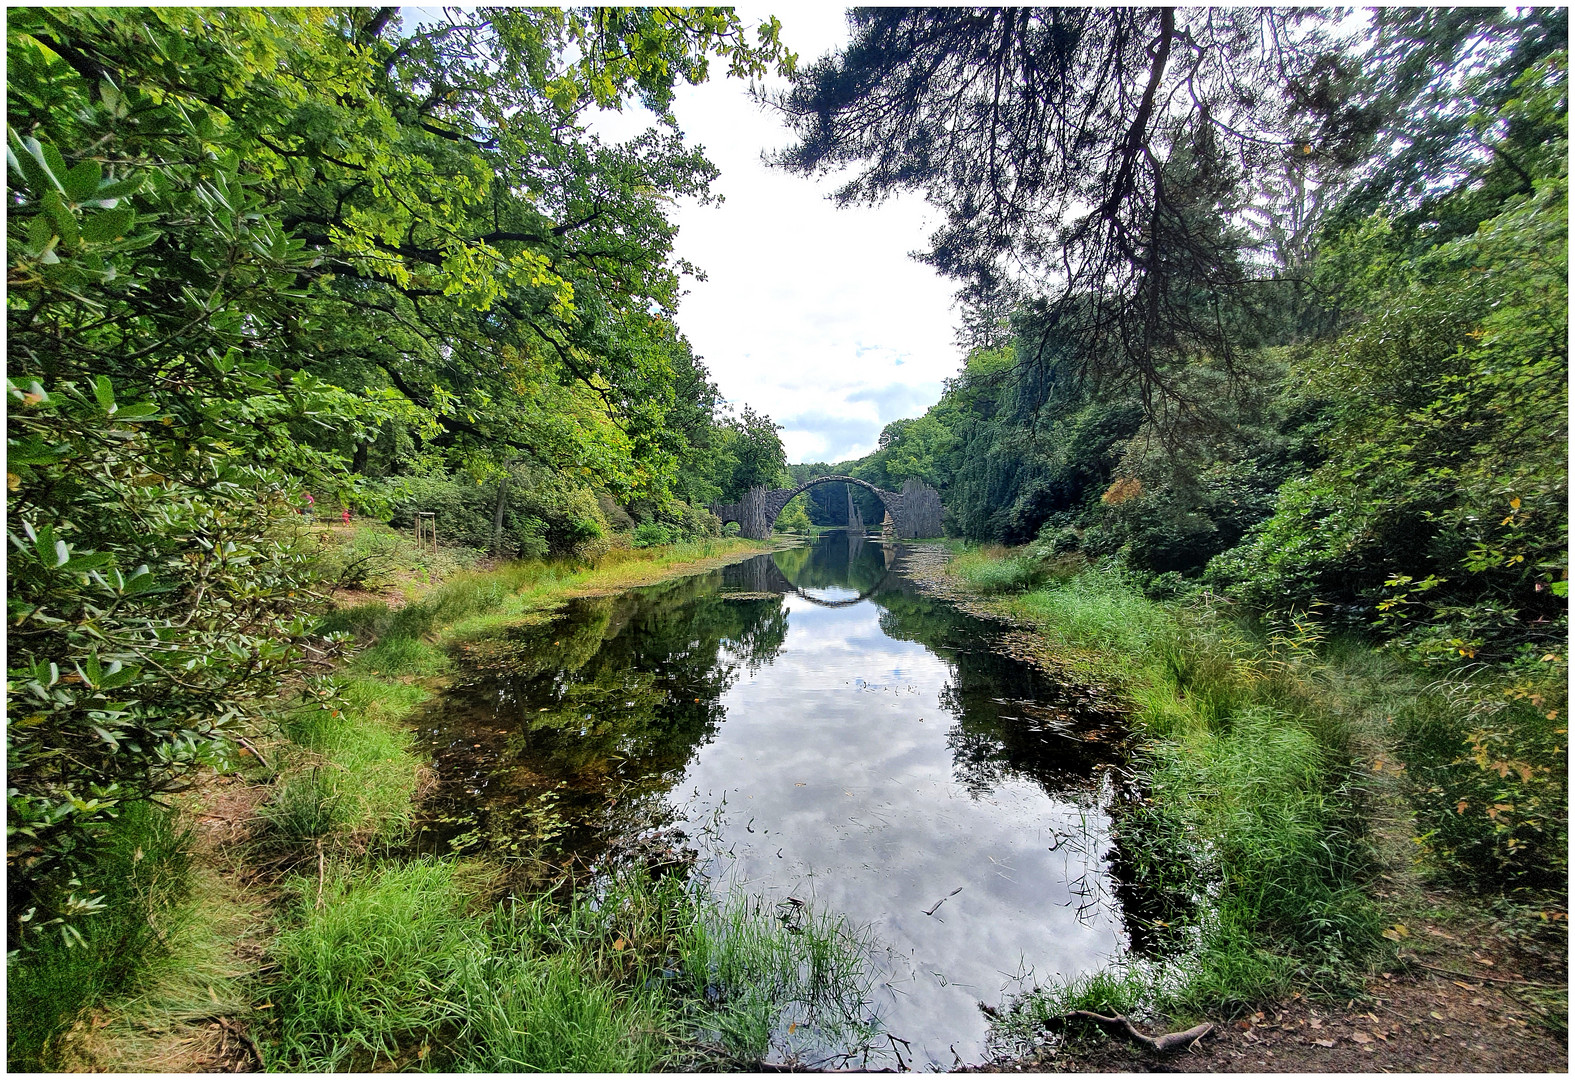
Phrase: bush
[
  {"left": 630, "top": 501, "right": 720, "bottom": 548},
  {"left": 633, "top": 521, "right": 676, "bottom": 548},
  {"left": 1393, "top": 670, "right": 1568, "bottom": 890},
  {"left": 6, "top": 117, "right": 325, "bottom": 939},
  {"left": 384, "top": 471, "right": 607, "bottom": 558},
  {"left": 7, "top": 376, "right": 316, "bottom": 939}
]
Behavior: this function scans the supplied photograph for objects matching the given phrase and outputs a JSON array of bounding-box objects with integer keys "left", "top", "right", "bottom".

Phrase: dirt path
[{"left": 987, "top": 941, "right": 1565, "bottom": 1073}]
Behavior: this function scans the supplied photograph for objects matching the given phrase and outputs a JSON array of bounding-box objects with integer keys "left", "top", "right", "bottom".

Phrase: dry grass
[{"left": 50, "top": 777, "right": 276, "bottom": 1072}]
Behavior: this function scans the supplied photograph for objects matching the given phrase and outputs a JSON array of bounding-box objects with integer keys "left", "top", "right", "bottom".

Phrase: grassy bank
[
  {"left": 944, "top": 546, "right": 1567, "bottom": 1037},
  {"left": 265, "top": 530, "right": 786, "bottom": 860},
  {"left": 11, "top": 528, "right": 885, "bottom": 1072},
  {"left": 266, "top": 859, "right": 875, "bottom": 1071}
]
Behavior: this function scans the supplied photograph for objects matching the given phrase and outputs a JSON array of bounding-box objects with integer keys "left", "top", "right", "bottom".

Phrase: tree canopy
[
  {"left": 791, "top": 10, "right": 1566, "bottom": 665},
  {"left": 6, "top": 5, "right": 792, "bottom": 937},
  {"left": 770, "top": 8, "right": 1565, "bottom": 417}
]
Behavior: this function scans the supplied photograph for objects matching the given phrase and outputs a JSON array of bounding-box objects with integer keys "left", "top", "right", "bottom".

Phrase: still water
[{"left": 416, "top": 532, "right": 1130, "bottom": 1068}]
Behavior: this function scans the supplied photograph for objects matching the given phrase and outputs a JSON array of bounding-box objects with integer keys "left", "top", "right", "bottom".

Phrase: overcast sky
[{"left": 651, "top": 6, "right": 963, "bottom": 465}]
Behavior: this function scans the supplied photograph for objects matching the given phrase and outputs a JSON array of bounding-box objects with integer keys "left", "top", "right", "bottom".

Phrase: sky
[{"left": 647, "top": 7, "right": 963, "bottom": 465}]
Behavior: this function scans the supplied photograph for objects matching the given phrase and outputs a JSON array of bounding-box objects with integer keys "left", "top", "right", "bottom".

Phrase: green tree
[
  {"left": 710, "top": 405, "right": 790, "bottom": 501},
  {"left": 6, "top": 5, "right": 792, "bottom": 937},
  {"left": 769, "top": 8, "right": 1365, "bottom": 401},
  {"left": 1211, "top": 54, "right": 1568, "bottom": 660}
]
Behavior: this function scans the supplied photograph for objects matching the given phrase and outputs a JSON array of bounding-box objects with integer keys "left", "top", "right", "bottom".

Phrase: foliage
[
  {"left": 771, "top": 8, "right": 1363, "bottom": 395},
  {"left": 1393, "top": 666, "right": 1568, "bottom": 889},
  {"left": 630, "top": 502, "right": 721, "bottom": 548},
  {"left": 6, "top": 4, "right": 791, "bottom": 937},
  {"left": 809, "top": 38, "right": 1566, "bottom": 668},
  {"left": 384, "top": 471, "right": 607, "bottom": 560},
  {"left": 5, "top": 371, "right": 318, "bottom": 939},
  {"left": 772, "top": 494, "right": 813, "bottom": 535},
  {"left": 1209, "top": 57, "right": 1568, "bottom": 661},
  {"left": 706, "top": 405, "right": 791, "bottom": 503}
]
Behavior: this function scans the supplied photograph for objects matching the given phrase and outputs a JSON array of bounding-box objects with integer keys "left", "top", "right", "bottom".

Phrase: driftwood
[{"left": 1056, "top": 1011, "right": 1214, "bottom": 1053}]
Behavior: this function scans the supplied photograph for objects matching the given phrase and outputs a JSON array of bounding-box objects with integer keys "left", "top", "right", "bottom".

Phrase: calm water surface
[{"left": 416, "top": 532, "right": 1131, "bottom": 1068}]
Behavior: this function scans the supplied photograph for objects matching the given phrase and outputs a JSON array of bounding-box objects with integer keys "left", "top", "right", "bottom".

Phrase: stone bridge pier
[{"left": 710, "top": 475, "right": 943, "bottom": 541}]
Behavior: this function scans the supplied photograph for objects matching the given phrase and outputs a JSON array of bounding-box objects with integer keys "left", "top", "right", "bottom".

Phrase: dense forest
[{"left": 786, "top": 7, "right": 1566, "bottom": 668}]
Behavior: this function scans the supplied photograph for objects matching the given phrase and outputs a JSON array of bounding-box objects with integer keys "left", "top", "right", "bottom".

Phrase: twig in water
[{"left": 925, "top": 886, "right": 964, "bottom": 916}]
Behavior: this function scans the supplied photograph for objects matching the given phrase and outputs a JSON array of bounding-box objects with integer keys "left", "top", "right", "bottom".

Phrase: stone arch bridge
[{"left": 710, "top": 475, "right": 943, "bottom": 541}]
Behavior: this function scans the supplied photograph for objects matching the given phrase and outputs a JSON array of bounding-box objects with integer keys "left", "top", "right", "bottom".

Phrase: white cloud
[{"left": 590, "top": 4, "right": 963, "bottom": 464}]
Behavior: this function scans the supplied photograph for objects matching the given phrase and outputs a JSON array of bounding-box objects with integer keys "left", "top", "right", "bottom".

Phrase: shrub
[
  {"left": 633, "top": 521, "right": 676, "bottom": 548},
  {"left": 383, "top": 471, "right": 608, "bottom": 558},
  {"left": 7, "top": 376, "right": 317, "bottom": 940}
]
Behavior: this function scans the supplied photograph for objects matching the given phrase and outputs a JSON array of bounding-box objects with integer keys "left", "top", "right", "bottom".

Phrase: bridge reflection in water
[{"left": 720, "top": 529, "right": 895, "bottom": 606}]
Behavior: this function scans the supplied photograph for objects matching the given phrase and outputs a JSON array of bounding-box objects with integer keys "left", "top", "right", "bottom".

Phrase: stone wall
[{"left": 897, "top": 478, "right": 943, "bottom": 539}]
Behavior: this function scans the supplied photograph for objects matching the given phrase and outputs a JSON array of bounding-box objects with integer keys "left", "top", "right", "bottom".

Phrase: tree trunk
[{"left": 491, "top": 471, "right": 510, "bottom": 556}]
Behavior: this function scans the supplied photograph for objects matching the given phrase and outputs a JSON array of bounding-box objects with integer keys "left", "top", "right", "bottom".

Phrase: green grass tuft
[
  {"left": 7, "top": 802, "right": 193, "bottom": 1070},
  {"left": 263, "top": 678, "right": 428, "bottom": 848}
]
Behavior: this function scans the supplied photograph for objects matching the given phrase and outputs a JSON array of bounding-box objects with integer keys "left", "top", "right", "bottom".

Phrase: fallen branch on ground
[
  {"left": 1055, "top": 1011, "right": 1214, "bottom": 1052},
  {"left": 214, "top": 1015, "right": 264, "bottom": 1070}
]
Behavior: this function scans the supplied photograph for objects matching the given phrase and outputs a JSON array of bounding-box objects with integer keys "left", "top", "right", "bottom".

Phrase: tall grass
[
  {"left": 951, "top": 553, "right": 1390, "bottom": 1027},
  {"left": 44, "top": 854, "right": 268, "bottom": 1072},
  {"left": 7, "top": 802, "right": 192, "bottom": 1070},
  {"left": 267, "top": 859, "right": 878, "bottom": 1071},
  {"left": 269, "top": 860, "right": 480, "bottom": 1069},
  {"left": 260, "top": 677, "right": 428, "bottom": 849},
  {"left": 679, "top": 886, "right": 879, "bottom": 1064},
  {"left": 951, "top": 545, "right": 1045, "bottom": 594}
]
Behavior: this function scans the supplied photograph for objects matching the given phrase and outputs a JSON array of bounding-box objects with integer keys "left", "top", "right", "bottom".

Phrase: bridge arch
[
  {"left": 764, "top": 474, "right": 898, "bottom": 535},
  {"left": 710, "top": 475, "right": 942, "bottom": 541}
]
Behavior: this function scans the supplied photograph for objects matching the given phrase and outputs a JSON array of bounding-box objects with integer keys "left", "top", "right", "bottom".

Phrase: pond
[{"left": 414, "top": 532, "right": 1134, "bottom": 1069}]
